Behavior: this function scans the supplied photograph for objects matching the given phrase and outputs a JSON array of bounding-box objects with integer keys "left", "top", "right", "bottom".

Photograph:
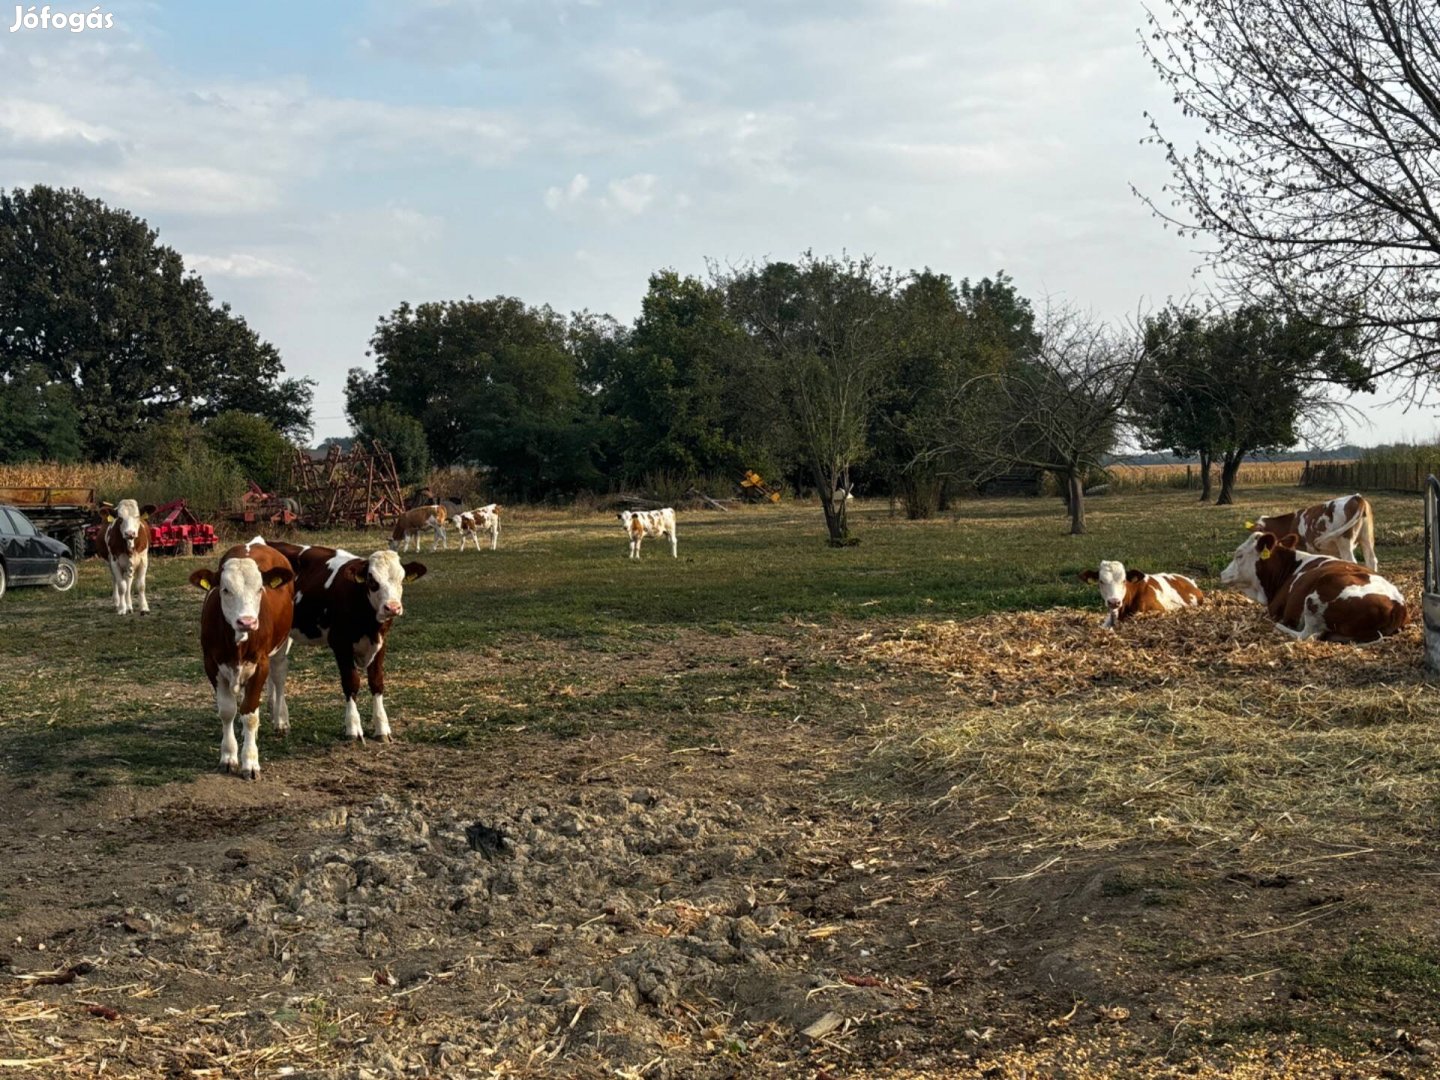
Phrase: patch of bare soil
[{"left": 2, "top": 623, "right": 1437, "bottom": 1078}]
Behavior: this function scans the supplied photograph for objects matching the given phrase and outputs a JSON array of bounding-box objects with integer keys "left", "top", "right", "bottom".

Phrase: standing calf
[
  {"left": 391, "top": 505, "right": 448, "bottom": 553},
  {"left": 617, "top": 508, "right": 678, "bottom": 559},
  {"left": 270, "top": 542, "right": 427, "bottom": 742},
  {"left": 189, "top": 539, "right": 296, "bottom": 780},
  {"left": 457, "top": 504, "right": 501, "bottom": 551},
  {"left": 102, "top": 499, "right": 155, "bottom": 615},
  {"left": 1247, "top": 494, "right": 1377, "bottom": 571}
]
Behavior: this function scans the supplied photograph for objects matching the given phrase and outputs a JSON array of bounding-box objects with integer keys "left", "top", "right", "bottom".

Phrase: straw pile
[{"left": 853, "top": 574, "right": 1437, "bottom": 866}]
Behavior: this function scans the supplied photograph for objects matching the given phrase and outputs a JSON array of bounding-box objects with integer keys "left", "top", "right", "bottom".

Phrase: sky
[{"left": 0, "top": 0, "right": 1433, "bottom": 445}]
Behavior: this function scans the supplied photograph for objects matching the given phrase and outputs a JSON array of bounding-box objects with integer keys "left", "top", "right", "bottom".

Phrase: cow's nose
[
  {"left": 1106, "top": 599, "right": 1122, "bottom": 609},
  {"left": 384, "top": 601, "right": 403, "bottom": 617},
  {"left": 236, "top": 615, "right": 259, "bottom": 630}
]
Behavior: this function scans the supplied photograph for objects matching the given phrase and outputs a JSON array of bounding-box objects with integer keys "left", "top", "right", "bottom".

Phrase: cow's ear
[
  {"left": 189, "top": 567, "right": 217, "bottom": 591},
  {"left": 140, "top": 504, "right": 157, "bottom": 519},
  {"left": 403, "top": 562, "right": 427, "bottom": 583},
  {"left": 347, "top": 564, "right": 368, "bottom": 584},
  {"left": 266, "top": 567, "right": 294, "bottom": 589},
  {"left": 1279, "top": 533, "right": 1301, "bottom": 550},
  {"left": 1079, "top": 570, "right": 1098, "bottom": 583},
  {"left": 1125, "top": 569, "right": 1145, "bottom": 582}
]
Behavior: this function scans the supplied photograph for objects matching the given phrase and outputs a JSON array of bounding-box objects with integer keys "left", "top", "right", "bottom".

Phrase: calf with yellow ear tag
[{"left": 190, "top": 541, "right": 297, "bottom": 780}]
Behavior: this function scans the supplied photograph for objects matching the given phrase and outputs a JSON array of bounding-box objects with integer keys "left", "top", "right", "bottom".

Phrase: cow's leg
[
  {"left": 236, "top": 661, "right": 268, "bottom": 780},
  {"left": 434, "top": 524, "right": 447, "bottom": 551},
  {"left": 367, "top": 645, "right": 391, "bottom": 742},
  {"left": 217, "top": 674, "right": 240, "bottom": 773},
  {"left": 134, "top": 552, "right": 150, "bottom": 614},
  {"left": 267, "top": 639, "right": 292, "bottom": 735},
  {"left": 669, "top": 529, "right": 677, "bottom": 558},
  {"left": 108, "top": 558, "right": 124, "bottom": 614},
  {"left": 122, "top": 559, "right": 136, "bottom": 615},
  {"left": 335, "top": 650, "right": 365, "bottom": 741}
]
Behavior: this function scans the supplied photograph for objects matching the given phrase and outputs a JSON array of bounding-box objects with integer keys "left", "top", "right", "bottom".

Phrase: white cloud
[
  {"left": 544, "top": 172, "right": 658, "bottom": 218},
  {"left": 186, "top": 252, "right": 312, "bottom": 282},
  {"left": 544, "top": 172, "right": 591, "bottom": 211},
  {"left": 606, "top": 173, "right": 657, "bottom": 216}
]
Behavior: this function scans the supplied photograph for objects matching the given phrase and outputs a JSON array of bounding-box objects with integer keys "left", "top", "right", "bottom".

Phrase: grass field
[{"left": 1, "top": 486, "right": 1437, "bottom": 1078}]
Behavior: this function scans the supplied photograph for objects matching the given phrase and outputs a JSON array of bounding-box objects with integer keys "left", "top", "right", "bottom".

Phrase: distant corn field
[
  {"left": 0, "top": 461, "right": 136, "bottom": 494},
  {"left": 1104, "top": 460, "right": 1325, "bottom": 492}
]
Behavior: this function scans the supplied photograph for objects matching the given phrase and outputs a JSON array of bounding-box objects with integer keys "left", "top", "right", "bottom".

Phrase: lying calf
[
  {"left": 1220, "top": 531, "right": 1405, "bottom": 643},
  {"left": 1079, "top": 560, "right": 1203, "bottom": 629}
]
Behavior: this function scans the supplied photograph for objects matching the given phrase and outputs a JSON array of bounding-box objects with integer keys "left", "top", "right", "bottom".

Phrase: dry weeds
[{"left": 855, "top": 576, "right": 1437, "bottom": 868}]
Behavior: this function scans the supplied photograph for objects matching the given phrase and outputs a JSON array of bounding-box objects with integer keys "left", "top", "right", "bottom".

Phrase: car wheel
[{"left": 51, "top": 559, "right": 77, "bottom": 592}]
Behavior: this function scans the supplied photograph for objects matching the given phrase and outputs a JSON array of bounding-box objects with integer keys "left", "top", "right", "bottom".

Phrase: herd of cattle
[
  {"left": 86, "top": 491, "right": 1405, "bottom": 780},
  {"left": 1079, "top": 492, "right": 1405, "bottom": 644}
]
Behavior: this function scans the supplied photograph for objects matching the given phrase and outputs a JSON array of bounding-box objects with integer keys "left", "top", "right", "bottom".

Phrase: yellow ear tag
[
  {"left": 201, "top": 579, "right": 212, "bottom": 590},
  {"left": 268, "top": 575, "right": 284, "bottom": 588},
  {"left": 1244, "top": 521, "right": 1255, "bottom": 529},
  {"left": 1259, "top": 547, "right": 1272, "bottom": 560},
  {"left": 105, "top": 514, "right": 115, "bottom": 523}
]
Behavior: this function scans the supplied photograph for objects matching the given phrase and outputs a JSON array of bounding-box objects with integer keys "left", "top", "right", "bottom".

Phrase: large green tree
[
  {"left": 348, "top": 296, "right": 603, "bottom": 499},
  {"left": 0, "top": 363, "right": 82, "bottom": 463},
  {"left": 1135, "top": 303, "right": 1369, "bottom": 504},
  {"left": 721, "top": 254, "right": 900, "bottom": 544},
  {"left": 596, "top": 271, "right": 762, "bottom": 485},
  {"left": 872, "top": 271, "right": 1037, "bottom": 518},
  {"left": 0, "top": 185, "right": 313, "bottom": 458}
]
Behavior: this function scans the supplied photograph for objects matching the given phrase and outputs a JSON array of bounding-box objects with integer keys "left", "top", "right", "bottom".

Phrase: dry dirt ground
[{"left": 3, "top": 495, "right": 1439, "bottom": 1078}]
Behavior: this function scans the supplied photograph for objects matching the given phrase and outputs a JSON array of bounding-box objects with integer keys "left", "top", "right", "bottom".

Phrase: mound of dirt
[{"left": 134, "top": 789, "right": 891, "bottom": 1076}]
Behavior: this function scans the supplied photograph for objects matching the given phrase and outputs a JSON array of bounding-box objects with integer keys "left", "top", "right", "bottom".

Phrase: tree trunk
[
  {"left": 1067, "top": 471, "right": 1086, "bottom": 534},
  {"left": 1198, "top": 449, "right": 1213, "bottom": 503},
  {"left": 900, "top": 469, "right": 942, "bottom": 520},
  {"left": 1216, "top": 451, "right": 1244, "bottom": 505},
  {"left": 816, "top": 465, "right": 849, "bottom": 543}
]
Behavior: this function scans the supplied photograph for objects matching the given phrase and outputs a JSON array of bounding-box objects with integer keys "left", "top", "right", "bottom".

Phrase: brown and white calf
[
  {"left": 456, "top": 504, "right": 501, "bottom": 551},
  {"left": 1079, "top": 560, "right": 1204, "bottom": 629},
  {"left": 270, "top": 542, "right": 427, "bottom": 742},
  {"left": 391, "top": 504, "right": 448, "bottom": 553},
  {"left": 1220, "top": 531, "right": 1406, "bottom": 643},
  {"left": 1248, "top": 494, "right": 1377, "bottom": 571},
  {"left": 617, "top": 508, "right": 677, "bottom": 559},
  {"left": 189, "top": 539, "right": 296, "bottom": 780},
  {"left": 102, "top": 499, "right": 156, "bottom": 615}
]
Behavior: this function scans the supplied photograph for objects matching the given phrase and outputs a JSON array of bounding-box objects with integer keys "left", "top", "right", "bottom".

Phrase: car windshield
[{"left": 2, "top": 508, "right": 37, "bottom": 536}]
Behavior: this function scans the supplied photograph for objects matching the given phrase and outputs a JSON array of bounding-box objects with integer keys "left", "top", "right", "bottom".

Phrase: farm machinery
[{"left": 739, "top": 470, "right": 782, "bottom": 503}]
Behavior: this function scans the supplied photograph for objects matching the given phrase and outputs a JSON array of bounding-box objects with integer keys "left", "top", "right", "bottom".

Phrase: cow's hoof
[
  {"left": 374, "top": 733, "right": 393, "bottom": 744},
  {"left": 347, "top": 733, "right": 365, "bottom": 744},
  {"left": 222, "top": 760, "right": 240, "bottom": 774},
  {"left": 239, "top": 766, "right": 260, "bottom": 781}
]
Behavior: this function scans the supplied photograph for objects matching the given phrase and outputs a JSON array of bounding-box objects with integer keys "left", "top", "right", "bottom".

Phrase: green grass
[{"left": 0, "top": 485, "right": 1423, "bottom": 794}]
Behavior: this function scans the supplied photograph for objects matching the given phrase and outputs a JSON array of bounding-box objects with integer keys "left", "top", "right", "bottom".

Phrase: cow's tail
[
  {"left": 1358, "top": 499, "right": 1378, "bottom": 571},
  {"left": 1311, "top": 496, "right": 1369, "bottom": 556}
]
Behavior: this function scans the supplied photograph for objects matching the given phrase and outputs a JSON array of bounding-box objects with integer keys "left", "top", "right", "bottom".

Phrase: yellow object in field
[{"left": 740, "top": 470, "right": 782, "bottom": 502}]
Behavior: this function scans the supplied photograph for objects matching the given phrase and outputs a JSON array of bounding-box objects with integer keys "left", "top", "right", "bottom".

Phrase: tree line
[
  {"left": 347, "top": 256, "right": 1368, "bottom": 539},
  {"left": 0, "top": 184, "right": 1374, "bottom": 540}
]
